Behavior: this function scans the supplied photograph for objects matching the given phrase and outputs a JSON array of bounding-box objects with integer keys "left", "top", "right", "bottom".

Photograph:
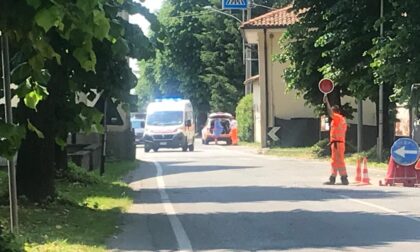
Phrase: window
[{"left": 147, "top": 111, "right": 184, "bottom": 126}]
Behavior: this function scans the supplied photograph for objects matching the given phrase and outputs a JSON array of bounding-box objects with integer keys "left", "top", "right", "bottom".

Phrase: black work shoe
[
  {"left": 323, "top": 176, "right": 336, "bottom": 185},
  {"left": 341, "top": 175, "right": 349, "bottom": 185}
]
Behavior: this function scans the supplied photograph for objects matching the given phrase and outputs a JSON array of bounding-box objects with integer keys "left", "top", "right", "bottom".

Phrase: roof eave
[{"left": 241, "top": 24, "right": 289, "bottom": 30}]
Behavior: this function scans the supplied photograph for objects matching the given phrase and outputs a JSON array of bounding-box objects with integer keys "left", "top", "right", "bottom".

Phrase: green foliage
[
  {"left": 236, "top": 94, "right": 253, "bottom": 142},
  {"left": 0, "top": 161, "right": 137, "bottom": 251},
  {"left": 58, "top": 162, "right": 101, "bottom": 185},
  {"left": 311, "top": 138, "right": 330, "bottom": 158},
  {"left": 356, "top": 144, "right": 390, "bottom": 163},
  {"left": 0, "top": 122, "right": 26, "bottom": 160},
  {"left": 277, "top": 0, "right": 380, "bottom": 118},
  {"left": 136, "top": 0, "right": 286, "bottom": 116},
  {"left": 311, "top": 138, "right": 357, "bottom": 158},
  {"left": 1, "top": 0, "right": 156, "bottom": 201},
  {"left": 368, "top": 0, "right": 420, "bottom": 104},
  {"left": 26, "top": 120, "right": 44, "bottom": 139},
  {"left": 14, "top": 77, "right": 49, "bottom": 111},
  {"left": 0, "top": 222, "right": 22, "bottom": 252},
  {"left": 77, "top": 105, "right": 104, "bottom": 134}
]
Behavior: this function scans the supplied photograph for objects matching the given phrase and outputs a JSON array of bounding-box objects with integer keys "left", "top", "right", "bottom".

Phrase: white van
[{"left": 144, "top": 99, "right": 195, "bottom": 152}]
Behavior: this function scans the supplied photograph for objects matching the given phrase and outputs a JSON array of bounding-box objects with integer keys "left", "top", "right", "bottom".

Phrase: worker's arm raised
[{"left": 323, "top": 95, "right": 333, "bottom": 117}]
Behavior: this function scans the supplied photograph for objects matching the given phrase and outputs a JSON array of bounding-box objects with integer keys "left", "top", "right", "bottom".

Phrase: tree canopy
[
  {"left": 136, "top": 0, "right": 289, "bottom": 121},
  {"left": 1, "top": 0, "right": 155, "bottom": 201}
]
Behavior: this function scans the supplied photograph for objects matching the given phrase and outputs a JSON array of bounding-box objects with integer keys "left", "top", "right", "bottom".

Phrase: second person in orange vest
[{"left": 323, "top": 95, "right": 349, "bottom": 185}]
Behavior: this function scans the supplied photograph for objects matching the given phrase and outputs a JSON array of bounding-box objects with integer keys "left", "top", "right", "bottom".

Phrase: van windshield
[{"left": 147, "top": 111, "right": 184, "bottom": 126}]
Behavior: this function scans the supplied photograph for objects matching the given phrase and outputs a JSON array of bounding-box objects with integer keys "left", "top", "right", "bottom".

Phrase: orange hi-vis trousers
[
  {"left": 330, "top": 141, "right": 347, "bottom": 176},
  {"left": 231, "top": 128, "right": 238, "bottom": 145}
]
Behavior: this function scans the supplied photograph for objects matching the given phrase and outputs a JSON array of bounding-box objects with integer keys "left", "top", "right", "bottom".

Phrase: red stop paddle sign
[{"left": 319, "top": 78, "right": 334, "bottom": 94}]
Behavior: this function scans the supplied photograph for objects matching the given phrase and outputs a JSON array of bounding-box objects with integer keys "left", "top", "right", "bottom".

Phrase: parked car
[
  {"left": 201, "top": 112, "right": 233, "bottom": 145},
  {"left": 131, "top": 118, "right": 145, "bottom": 144}
]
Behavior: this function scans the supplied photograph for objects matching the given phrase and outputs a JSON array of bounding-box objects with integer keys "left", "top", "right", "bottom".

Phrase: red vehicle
[{"left": 201, "top": 112, "right": 233, "bottom": 145}]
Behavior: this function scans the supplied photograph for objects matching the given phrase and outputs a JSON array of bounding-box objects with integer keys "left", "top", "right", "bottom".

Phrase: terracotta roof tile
[{"left": 241, "top": 5, "right": 299, "bottom": 29}]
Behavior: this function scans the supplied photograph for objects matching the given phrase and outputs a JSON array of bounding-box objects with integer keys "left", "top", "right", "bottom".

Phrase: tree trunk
[
  {"left": 383, "top": 84, "right": 395, "bottom": 149},
  {"left": 375, "top": 84, "right": 396, "bottom": 152},
  {"left": 16, "top": 98, "right": 56, "bottom": 202},
  {"left": 55, "top": 144, "right": 68, "bottom": 172},
  {"left": 16, "top": 64, "right": 63, "bottom": 202}
]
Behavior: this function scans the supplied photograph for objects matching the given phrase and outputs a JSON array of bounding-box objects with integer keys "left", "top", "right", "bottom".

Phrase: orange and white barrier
[
  {"left": 360, "top": 157, "right": 371, "bottom": 185},
  {"left": 354, "top": 158, "right": 362, "bottom": 183}
]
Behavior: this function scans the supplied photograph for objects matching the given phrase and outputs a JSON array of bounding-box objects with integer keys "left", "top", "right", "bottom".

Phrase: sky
[
  {"left": 129, "top": 0, "right": 164, "bottom": 77},
  {"left": 129, "top": 0, "right": 164, "bottom": 35}
]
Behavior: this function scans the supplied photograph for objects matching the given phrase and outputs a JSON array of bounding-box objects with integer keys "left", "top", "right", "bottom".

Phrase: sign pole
[
  {"left": 100, "top": 98, "right": 108, "bottom": 176},
  {"left": 245, "top": 0, "right": 252, "bottom": 80},
  {"left": 378, "top": 0, "right": 384, "bottom": 161},
  {"left": 1, "top": 31, "right": 19, "bottom": 233}
]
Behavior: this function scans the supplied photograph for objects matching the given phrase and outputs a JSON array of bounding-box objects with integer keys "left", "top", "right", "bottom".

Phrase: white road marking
[
  {"left": 340, "top": 195, "right": 420, "bottom": 223},
  {"left": 153, "top": 160, "right": 193, "bottom": 251}
]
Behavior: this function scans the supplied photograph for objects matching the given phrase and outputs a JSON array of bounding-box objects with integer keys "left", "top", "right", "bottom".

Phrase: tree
[
  {"left": 137, "top": 0, "right": 286, "bottom": 126},
  {"left": 277, "top": 0, "right": 398, "bottom": 147},
  {"left": 1, "top": 0, "right": 155, "bottom": 201},
  {"left": 370, "top": 0, "right": 420, "bottom": 103}
]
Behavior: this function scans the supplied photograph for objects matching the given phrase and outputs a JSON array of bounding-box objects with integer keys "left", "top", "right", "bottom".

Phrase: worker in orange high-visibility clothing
[
  {"left": 230, "top": 116, "right": 238, "bottom": 145},
  {"left": 323, "top": 95, "right": 349, "bottom": 185}
]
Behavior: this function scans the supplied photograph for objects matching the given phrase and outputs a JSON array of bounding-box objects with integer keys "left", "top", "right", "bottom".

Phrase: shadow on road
[
  {"left": 108, "top": 210, "right": 420, "bottom": 251},
  {"left": 134, "top": 186, "right": 402, "bottom": 204},
  {"left": 126, "top": 160, "right": 261, "bottom": 183}
]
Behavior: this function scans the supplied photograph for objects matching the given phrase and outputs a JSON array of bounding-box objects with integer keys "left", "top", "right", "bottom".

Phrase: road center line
[
  {"left": 153, "top": 160, "right": 193, "bottom": 251},
  {"left": 339, "top": 195, "right": 420, "bottom": 223}
]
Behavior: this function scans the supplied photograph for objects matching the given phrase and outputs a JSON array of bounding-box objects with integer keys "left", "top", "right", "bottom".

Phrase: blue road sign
[
  {"left": 222, "top": 0, "right": 248, "bottom": 10},
  {"left": 391, "top": 138, "right": 420, "bottom": 166}
]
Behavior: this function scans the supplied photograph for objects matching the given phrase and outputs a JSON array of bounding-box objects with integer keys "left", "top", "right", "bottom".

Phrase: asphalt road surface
[{"left": 108, "top": 140, "right": 420, "bottom": 251}]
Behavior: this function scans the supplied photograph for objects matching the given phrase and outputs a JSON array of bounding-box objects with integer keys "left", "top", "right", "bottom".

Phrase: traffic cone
[
  {"left": 415, "top": 159, "right": 420, "bottom": 171},
  {"left": 361, "top": 157, "right": 371, "bottom": 185},
  {"left": 354, "top": 158, "right": 362, "bottom": 183}
]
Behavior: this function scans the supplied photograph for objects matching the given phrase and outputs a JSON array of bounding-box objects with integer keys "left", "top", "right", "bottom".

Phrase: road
[{"left": 108, "top": 140, "right": 420, "bottom": 251}]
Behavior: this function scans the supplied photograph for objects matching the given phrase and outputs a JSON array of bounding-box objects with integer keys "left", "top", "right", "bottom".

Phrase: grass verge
[
  {"left": 0, "top": 160, "right": 138, "bottom": 252},
  {"left": 241, "top": 142, "right": 388, "bottom": 170},
  {"left": 267, "top": 147, "right": 318, "bottom": 159}
]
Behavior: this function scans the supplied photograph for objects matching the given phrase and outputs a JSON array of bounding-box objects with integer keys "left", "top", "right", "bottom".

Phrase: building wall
[
  {"left": 342, "top": 96, "right": 377, "bottom": 126},
  {"left": 257, "top": 30, "right": 268, "bottom": 147},
  {"left": 248, "top": 28, "right": 378, "bottom": 148},
  {"left": 267, "top": 31, "right": 316, "bottom": 124},
  {"left": 252, "top": 80, "right": 262, "bottom": 143}
]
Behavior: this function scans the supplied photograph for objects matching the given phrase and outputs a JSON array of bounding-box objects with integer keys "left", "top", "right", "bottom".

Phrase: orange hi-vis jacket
[
  {"left": 330, "top": 112, "right": 348, "bottom": 175},
  {"left": 330, "top": 112, "right": 347, "bottom": 143}
]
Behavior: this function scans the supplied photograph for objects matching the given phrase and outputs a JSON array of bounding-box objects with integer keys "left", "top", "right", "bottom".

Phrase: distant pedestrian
[
  {"left": 213, "top": 118, "right": 223, "bottom": 144},
  {"left": 230, "top": 116, "right": 238, "bottom": 145},
  {"left": 323, "top": 95, "right": 349, "bottom": 185}
]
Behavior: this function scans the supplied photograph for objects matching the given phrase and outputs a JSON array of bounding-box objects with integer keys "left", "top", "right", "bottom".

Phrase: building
[{"left": 241, "top": 6, "right": 378, "bottom": 149}]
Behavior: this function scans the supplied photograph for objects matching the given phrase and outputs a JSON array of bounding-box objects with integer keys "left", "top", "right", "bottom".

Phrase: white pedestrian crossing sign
[{"left": 222, "top": 0, "right": 248, "bottom": 10}]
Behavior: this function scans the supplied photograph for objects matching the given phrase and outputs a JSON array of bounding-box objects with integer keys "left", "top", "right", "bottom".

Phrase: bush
[
  {"left": 312, "top": 139, "right": 330, "bottom": 157},
  {"left": 312, "top": 139, "right": 358, "bottom": 158},
  {"left": 0, "top": 221, "right": 22, "bottom": 252},
  {"left": 235, "top": 94, "right": 253, "bottom": 142},
  {"left": 358, "top": 145, "right": 390, "bottom": 162},
  {"left": 57, "top": 162, "right": 100, "bottom": 185}
]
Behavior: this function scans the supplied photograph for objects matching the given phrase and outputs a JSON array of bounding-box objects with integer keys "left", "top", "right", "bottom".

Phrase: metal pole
[
  {"left": 378, "top": 0, "right": 384, "bottom": 160},
  {"left": 100, "top": 98, "right": 108, "bottom": 176},
  {"left": 245, "top": 0, "right": 252, "bottom": 81},
  {"left": 263, "top": 28, "right": 269, "bottom": 148},
  {"left": 357, "top": 99, "right": 363, "bottom": 152},
  {"left": 242, "top": 10, "right": 245, "bottom": 65},
  {"left": 1, "top": 31, "right": 19, "bottom": 233}
]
